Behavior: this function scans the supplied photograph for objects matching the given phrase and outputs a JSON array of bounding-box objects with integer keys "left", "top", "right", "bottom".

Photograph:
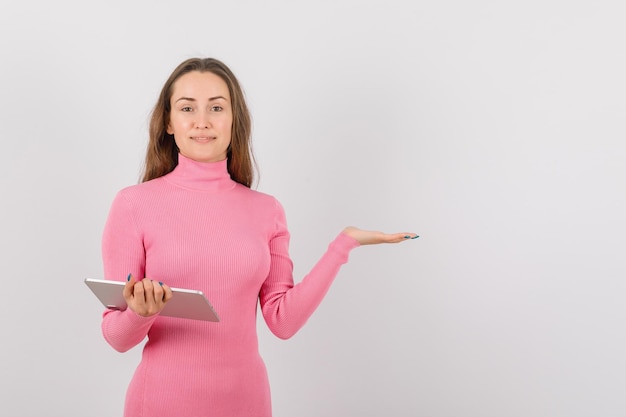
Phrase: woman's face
[{"left": 167, "top": 71, "right": 233, "bottom": 163}]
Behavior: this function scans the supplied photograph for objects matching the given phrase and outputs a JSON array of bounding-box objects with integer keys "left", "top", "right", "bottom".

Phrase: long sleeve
[
  {"left": 101, "top": 189, "right": 155, "bottom": 352},
  {"left": 97, "top": 155, "right": 361, "bottom": 416},
  {"left": 259, "top": 200, "right": 360, "bottom": 339}
]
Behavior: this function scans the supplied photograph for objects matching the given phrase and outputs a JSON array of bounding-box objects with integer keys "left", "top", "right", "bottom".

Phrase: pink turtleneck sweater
[{"left": 101, "top": 154, "right": 359, "bottom": 417}]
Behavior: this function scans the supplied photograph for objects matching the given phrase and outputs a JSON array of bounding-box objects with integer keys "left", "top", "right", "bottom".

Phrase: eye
[
  {"left": 181, "top": 106, "right": 193, "bottom": 112},
  {"left": 211, "top": 105, "right": 223, "bottom": 112}
]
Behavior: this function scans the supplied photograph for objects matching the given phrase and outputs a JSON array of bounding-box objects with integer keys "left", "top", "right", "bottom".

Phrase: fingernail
[
  {"left": 127, "top": 273, "right": 132, "bottom": 281},
  {"left": 411, "top": 235, "right": 419, "bottom": 239},
  {"left": 404, "top": 235, "right": 411, "bottom": 239},
  {"left": 159, "top": 282, "right": 163, "bottom": 286}
]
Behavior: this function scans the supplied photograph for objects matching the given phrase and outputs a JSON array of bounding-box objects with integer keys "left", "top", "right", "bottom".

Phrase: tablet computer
[{"left": 84, "top": 278, "right": 219, "bottom": 322}]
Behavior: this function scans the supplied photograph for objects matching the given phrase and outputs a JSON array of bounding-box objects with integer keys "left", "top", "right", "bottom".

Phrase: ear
[{"left": 166, "top": 121, "right": 173, "bottom": 135}]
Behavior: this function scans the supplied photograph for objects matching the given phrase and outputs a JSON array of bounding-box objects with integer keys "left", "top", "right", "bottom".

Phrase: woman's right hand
[{"left": 123, "top": 274, "right": 173, "bottom": 317}]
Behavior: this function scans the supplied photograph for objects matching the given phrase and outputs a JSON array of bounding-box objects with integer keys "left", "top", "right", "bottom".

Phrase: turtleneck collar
[{"left": 163, "top": 153, "right": 236, "bottom": 192}]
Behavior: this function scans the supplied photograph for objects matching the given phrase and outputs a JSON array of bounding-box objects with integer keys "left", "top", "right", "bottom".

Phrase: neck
[{"left": 163, "top": 153, "right": 235, "bottom": 192}]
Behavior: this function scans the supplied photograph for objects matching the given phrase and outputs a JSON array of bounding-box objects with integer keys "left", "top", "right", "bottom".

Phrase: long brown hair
[{"left": 142, "top": 58, "right": 255, "bottom": 187}]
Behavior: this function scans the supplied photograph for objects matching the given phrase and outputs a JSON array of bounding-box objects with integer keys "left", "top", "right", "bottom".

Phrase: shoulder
[
  {"left": 111, "top": 177, "right": 169, "bottom": 207},
  {"left": 235, "top": 184, "right": 284, "bottom": 217},
  {"left": 117, "top": 177, "right": 167, "bottom": 195},
  {"left": 234, "top": 184, "right": 282, "bottom": 206}
]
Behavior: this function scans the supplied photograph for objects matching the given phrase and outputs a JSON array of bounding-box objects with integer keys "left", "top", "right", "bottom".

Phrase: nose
[{"left": 195, "top": 110, "right": 212, "bottom": 129}]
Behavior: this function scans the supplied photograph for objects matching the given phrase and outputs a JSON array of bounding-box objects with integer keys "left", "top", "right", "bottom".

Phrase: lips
[{"left": 191, "top": 136, "right": 216, "bottom": 143}]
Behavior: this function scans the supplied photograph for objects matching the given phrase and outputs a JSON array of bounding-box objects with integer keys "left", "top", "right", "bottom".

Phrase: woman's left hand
[{"left": 342, "top": 226, "right": 419, "bottom": 245}]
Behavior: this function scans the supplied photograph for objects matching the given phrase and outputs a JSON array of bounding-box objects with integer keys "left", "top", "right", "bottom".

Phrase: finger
[
  {"left": 386, "top": 232, "right": 419, "bottom": 243},
  {"left": 142, "top": 279, "right": 156, "bottom": 304},
  {"left": 147, "top": 280, "right": 167, "bottom": 313},
  {"left": 134, "top": 280, "right": 146, "bottom": 304},
  {"left": 152, "top": 280, "right": 165, "bottom": 303},
  {"left": 123, "top": 273, "right": 135, "bottom": 301},
  {"left": 139, "top": 280, "right": 163, "bottom": 315},
  {"left": 380, "top": 233, "right": 398, "bottom": 243},
  {"left": 161, "top": 283, "right": 173, "bottom": 303},
  {"left": 370, "top": 231, "right": 402, "bottom": 244},
  {"left": 147, "top": 280, "right": 170, "bottom": 314}
]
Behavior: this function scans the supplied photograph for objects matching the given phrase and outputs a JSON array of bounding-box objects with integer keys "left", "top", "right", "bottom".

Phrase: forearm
[
  {"left": 101, "top": 307, "right": 158, "bottom": 352},
  {"left": 101, "top": 190, "right": 152, "bottom": 351},
  {"left": 261, "top": 232, "right": 359, "bottom": 339}
]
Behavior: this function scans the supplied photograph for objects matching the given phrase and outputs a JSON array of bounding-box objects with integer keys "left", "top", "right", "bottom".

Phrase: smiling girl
[{"left": 100, "top": 57, "right": 418, "bottom": 417}]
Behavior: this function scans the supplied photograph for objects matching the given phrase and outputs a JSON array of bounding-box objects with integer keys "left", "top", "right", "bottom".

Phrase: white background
[{"left": 1, "top": 1, "right": 625, "bottom": 416}]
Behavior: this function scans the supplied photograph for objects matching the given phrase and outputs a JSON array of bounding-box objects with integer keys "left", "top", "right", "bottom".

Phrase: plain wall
[{"left": 1, "top": 1, "right": 625, "bottom": 416}]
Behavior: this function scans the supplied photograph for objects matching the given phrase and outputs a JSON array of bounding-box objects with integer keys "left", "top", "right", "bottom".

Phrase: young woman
[{"left": 101, "top": 57, "right": 418, "bottom": 417}]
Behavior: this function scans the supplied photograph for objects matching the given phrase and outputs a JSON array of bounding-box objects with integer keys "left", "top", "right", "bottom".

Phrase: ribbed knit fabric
[{"left": 101, "top": 154, "right": 360, "bottom": 417}]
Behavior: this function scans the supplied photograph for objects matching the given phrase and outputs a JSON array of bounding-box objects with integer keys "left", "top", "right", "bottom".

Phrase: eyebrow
[{"left": 175, "top": 96, "right": 228, "bottom": 103}]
